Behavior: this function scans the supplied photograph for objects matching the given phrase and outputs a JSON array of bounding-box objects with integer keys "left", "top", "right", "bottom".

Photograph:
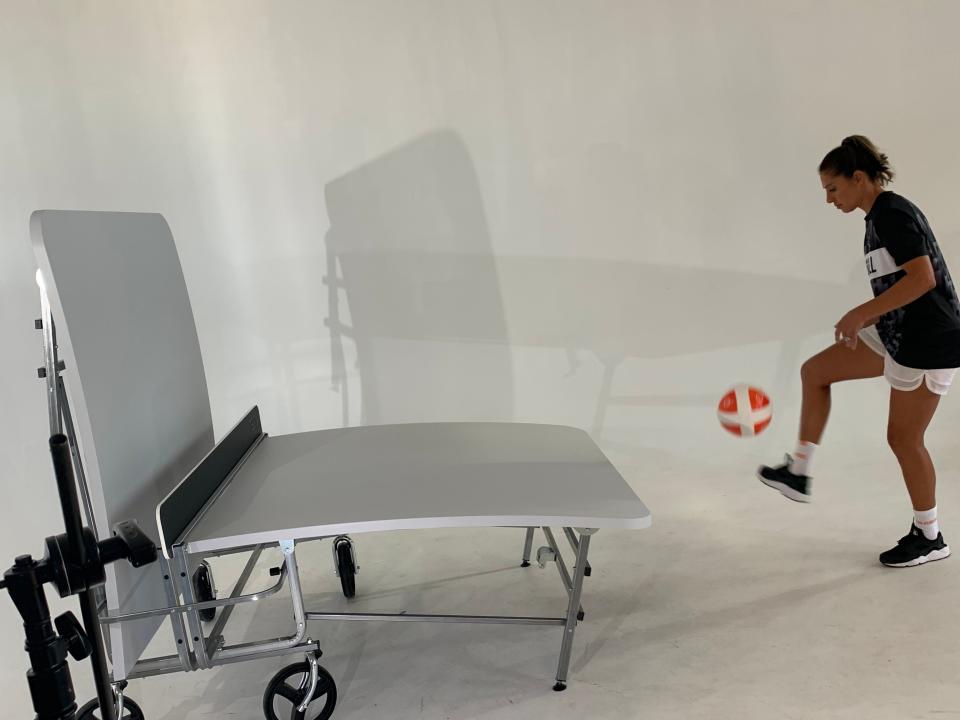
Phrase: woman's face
[{"left": 820, "top": 170, "right": 866, "bottom": 213}]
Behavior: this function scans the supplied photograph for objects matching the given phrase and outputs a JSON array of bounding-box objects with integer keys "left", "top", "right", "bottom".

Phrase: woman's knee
[
  {"left": 887, "top": 424, "right": 924, "bottom": 455},
  {"left": 800, "top": 357, "right": 825, "bottom": 387}
]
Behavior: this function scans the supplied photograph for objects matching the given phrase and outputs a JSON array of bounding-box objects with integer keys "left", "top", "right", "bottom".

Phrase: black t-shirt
[{"left": 864, "top": 191, "right": 960, "bottom": 369}]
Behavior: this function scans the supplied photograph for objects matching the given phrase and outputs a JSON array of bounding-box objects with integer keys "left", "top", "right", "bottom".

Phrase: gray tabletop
[{"left": 183, "top": 421, "right": 650, "bottom": 554}]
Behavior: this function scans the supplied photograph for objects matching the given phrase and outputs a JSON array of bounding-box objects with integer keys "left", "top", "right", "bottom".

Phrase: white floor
[{"left": 40, "top": 426, "right": 960, "bottom": 720}]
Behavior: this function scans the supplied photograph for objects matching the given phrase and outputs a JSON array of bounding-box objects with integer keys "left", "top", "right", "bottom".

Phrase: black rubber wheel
[
  {"left": 76, "top": 696, "right": 145, "bottom": 719},
  {"left": 263, "top": 661, "right": 337, "bottom": 720},
  {"left": 193, "top": 563, "right": 216, "bottom": 622},
  {"left": 335, "top": 540, "right": 356, "bottom": 599}
]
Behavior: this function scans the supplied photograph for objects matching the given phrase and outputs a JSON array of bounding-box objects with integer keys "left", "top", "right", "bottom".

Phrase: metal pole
[
  {"left": 553, "top": 531, "right": 592, "bottom": 691},
  {"left": 174, "top": 547, "right": 210, "bottom": 670},
  {"left": 305, "top": 611, "right": 565, "bottom": 626},
  {"left": 38, "top": 277, "right": 61, "bottom": 435},
  {"left": 49, "top": 436, "right": 118, "bottom": 720},
  {"left": 562, "top": 527, "right": 592, "bottom": 577},
  {"left": 56, "top": 377, "right": 99, "bottom": 540},
  {"left": 521, "top": 527, "right": 535, "bottom": 567},
  {"left": 541, "top": 527, "right": 585, "bottom": 620}
]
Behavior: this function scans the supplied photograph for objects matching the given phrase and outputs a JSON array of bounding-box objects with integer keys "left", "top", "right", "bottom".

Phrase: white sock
[
  {"left": 792, "top": 441, "right": 817, "bottom": 476},
  {"left": 914, "top": 506, "right": 940, "bottom": 540}
]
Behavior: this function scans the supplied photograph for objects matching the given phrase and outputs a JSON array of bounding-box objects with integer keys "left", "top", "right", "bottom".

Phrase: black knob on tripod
[{"left": 54, "top": 612, "right": 92, "bottom": 661}]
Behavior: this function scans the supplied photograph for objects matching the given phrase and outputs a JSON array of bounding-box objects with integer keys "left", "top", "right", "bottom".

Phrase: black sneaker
[
  {"left": 879, "top": 524, "right": 951, "bottom": 568},
  {"left": 756, "top": 454, "right": 811, "bottom": 503}
]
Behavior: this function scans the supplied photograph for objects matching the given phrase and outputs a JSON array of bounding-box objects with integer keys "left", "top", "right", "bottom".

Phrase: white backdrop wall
[{"left": 2, "top": 0, "right": 960, "bottom": 711}]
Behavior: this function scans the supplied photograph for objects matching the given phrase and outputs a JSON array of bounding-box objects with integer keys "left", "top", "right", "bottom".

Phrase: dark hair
[{"left": 819, "top": 135, "right": 894, "bottom": 186}]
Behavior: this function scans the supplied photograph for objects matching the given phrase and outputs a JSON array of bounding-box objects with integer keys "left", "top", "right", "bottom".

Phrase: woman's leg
[
  {"left": 798, "top": 341, "right": 884, "bottom": 444},
  {"left": 879, "top": 381, "right": 950, "bottom": 567},
  {"left": 887, "top": 382, "right": 941, "bottom": 512},
  {"left": 759, "top": 341, "right": 884, "bottom": 501}
]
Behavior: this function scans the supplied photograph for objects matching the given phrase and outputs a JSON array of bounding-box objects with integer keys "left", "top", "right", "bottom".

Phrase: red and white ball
[{"left": 717, "top": 384, "right": 772, "bottom": 437}]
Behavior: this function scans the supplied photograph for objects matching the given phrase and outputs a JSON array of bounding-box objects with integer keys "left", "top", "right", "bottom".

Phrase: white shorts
[{"left": 857, "top": 326, "right": 958, "bottom": 395}]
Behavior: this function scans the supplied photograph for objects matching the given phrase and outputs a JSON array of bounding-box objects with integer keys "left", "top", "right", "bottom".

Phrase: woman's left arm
[
  {"left": 859, "top": 256, "right": 937, "bottom": 318},
  {"left": 835, "top": 256, "right": 936, "bottom": 345}
]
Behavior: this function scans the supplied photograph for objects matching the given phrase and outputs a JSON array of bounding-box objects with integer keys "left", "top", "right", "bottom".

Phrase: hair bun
[{"left": 819, "top": 135, "right": 894, "bottom": 187}]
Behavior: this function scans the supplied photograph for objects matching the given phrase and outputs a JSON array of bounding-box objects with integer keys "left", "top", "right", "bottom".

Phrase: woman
[{"left": 758, "top": 135, "right": 960, "bottom": 568}]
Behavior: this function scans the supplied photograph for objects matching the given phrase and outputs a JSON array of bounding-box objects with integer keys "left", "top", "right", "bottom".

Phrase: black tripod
[{"left": 1, "top": 435, "right": 157, "bottom": 720}]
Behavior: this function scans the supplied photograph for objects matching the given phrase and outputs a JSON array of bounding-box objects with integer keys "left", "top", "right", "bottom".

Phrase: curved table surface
[{"left": 180, "top": 421, "right": 650, "bottom": 554}]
